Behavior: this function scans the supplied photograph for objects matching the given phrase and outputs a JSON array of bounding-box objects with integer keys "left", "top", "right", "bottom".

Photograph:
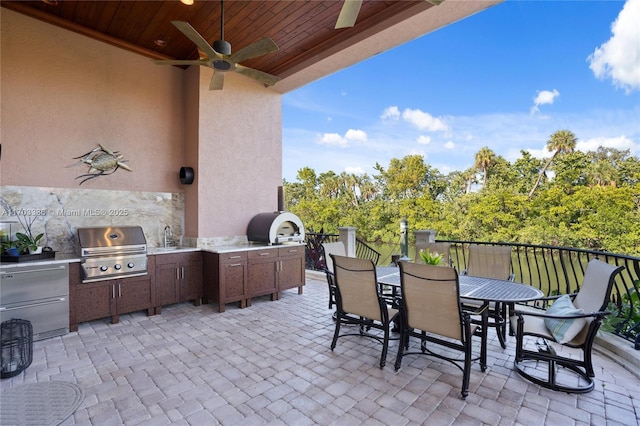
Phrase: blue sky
[{"left": 282, "top": 0, "right": 640, "bottom": 182}]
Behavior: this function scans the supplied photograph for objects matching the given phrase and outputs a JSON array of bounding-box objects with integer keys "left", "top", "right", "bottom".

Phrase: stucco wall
[
  {"left": 1, "top": 9, "right": 185, "bottom": 193},
  {"left": 196, "top": 70, "right": 282, "bottom": 238},
  {"left": 1, "top": 8, "right": 284, "bottom": 241}
]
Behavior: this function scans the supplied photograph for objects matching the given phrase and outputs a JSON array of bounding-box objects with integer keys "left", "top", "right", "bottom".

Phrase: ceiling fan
[
  {"left": 335, "top": 0, "right": 444, "bottom": 29},
  {"left": 154, "top": 0, "right": 280, "bottom": 90}
]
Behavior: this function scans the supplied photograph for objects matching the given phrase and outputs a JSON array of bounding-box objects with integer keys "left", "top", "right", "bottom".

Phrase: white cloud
[
  {"left": 318, "top": 133, "right": 348, "bottom": 147},
  {"left": 345, "top": 166, "right": 365, "bottom": 175},
  {"left": 381, "top": 106, "right": 401, "bottom": 121},
  {"left": 402, "top": 108, "right": 449, "bottom": 132},
  {"left": 345, "top": 129, "right": 367, "bottom": 142},
  {"left": 588, "top": 0, "right": 640, "bottom": 93},
  {"left": 526, "top": 148, "right": 549, "bottom": 160},
  {"left": 577, "top": 135, "right": 636, "bottom": 153},
  {"left": 530, "top": 89, "right": 560, "bottom": 115},
  {"left": 317, "top": 129, "right": 367, "bottom": 147},
  {"left": 417, "top": 135, "right": 431, "bottom": 145},
  {"left": 444, "top": 141, "right": 455, "bottom": 149}
]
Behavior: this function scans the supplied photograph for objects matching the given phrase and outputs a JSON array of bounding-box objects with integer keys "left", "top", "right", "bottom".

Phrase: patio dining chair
[
  {"left": 511, "top": 258, "right": 624, "bottom": 393},
  {"left": 394, "top": 261, "right": 485, "bottom": 399},
  {"left": 461, "top": 244, "right": 514, "bottom": 348},
  {"left": 414, "top": 241, "right": 452, "bottom": 266},
  {"left": 321, "top": 242, "right": 346, "bottom": 310},
  {"left": 330, "top": 254, "right": 399, "bottom": 368}
]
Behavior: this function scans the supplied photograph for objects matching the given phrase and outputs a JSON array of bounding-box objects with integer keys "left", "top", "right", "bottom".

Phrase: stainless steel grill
[
  {"left": 247, "top": 212, "right": 305, "bottom": 245},
  {"left": 77, "top": 226, "right": 148, "bottom": 283}
]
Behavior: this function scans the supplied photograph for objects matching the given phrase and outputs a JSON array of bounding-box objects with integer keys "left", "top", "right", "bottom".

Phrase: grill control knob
[
  {"left": 127, "top": 262, "right": 134, "bottom": 269},
  {"left": 100, "top": 265, "right": 108, "bottom": 272},
  {"left": 114, "top": 264, "right": 122, "bottom": 270}
]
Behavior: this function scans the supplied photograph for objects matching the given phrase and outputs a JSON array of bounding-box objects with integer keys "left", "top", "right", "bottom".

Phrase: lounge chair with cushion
[{"left": 511, "top": 258, "right": 624, "bottom": 393}]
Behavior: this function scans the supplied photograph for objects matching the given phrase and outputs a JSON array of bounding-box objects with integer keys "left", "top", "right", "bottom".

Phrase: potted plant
[
  {"left": 15, "top": 231, "right": 44, "bottom": 254},
  {"left": 419, "top": 248, "right": 442, "bottom": 266}
]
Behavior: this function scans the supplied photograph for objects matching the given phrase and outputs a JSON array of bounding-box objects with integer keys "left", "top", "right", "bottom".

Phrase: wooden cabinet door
[
  {"left": 248, "top": 249, "right": 278, "bottom": 298},
  {"left": 116, "top": 275, "right": 153, "bottom": 316},
  {"left": 216, "top": 251, "right": 248, "bottom": 312},
  {"left": 72, "top": 281, "right": 113, "bottom": 324},
  {"left": 180, "top": 252, "right": 203, "bottom": 304},
  {"left": 155, "top": 255, "right": 180, "bottom": 307},
  {"left": 278, "top": 246, "right": 305, "bottom": 293}
]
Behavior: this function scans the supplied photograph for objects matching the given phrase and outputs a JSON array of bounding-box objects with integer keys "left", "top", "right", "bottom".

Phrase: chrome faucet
[{"left": 163, "top": 225, "right": 173, "bottom": 248}]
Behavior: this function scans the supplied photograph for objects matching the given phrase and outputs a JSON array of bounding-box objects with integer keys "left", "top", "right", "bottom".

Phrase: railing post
[
  {"left": 339, "top": 226, "right": 356, "bottom": 257},
  {"left": 415, "top": 230, "right": 437, "bottom": 245}
]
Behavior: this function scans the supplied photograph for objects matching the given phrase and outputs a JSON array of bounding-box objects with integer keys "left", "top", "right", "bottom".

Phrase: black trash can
[{"left": 1, "top": 319, "right": 33, "bottom": 379}]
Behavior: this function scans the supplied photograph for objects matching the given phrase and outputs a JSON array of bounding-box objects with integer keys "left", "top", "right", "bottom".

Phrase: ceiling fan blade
[
  {"left": 230, "top": 37, "right": 279, "bottom": 63},
  {"left": 153, "top": 59, "right": 208, "bottom": 66},
  {"left": 171, "top": 20, "right": 219, "bottom": 59},
  {"left": 235, "top": 64, "right": 280, "bottom": 87},
  {"left": 210, "top": 71, "right": 225, "bottom": 90},
  {"left": 335, "top": 0, "right": 363, "bottom": 29}
]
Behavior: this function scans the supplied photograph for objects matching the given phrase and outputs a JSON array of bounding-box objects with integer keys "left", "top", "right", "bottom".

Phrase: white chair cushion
[{"left": 544, "top": 295, "right": 587, "bottom": 344}]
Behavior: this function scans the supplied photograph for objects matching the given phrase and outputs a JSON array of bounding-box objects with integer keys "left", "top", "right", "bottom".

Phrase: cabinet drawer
[
  {"left": 248, "top": 249, "right": 278, "bottom": 260},
  {"left": 219, "top": 252, "right": 247, "bottom": 263},
  {"left": 279, "top": 246, "right": 304, "bottom": 257}
]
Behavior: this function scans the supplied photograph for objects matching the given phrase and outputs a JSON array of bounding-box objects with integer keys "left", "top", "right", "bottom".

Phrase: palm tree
[
  {"left": 528, "top": 130, "right": 577, "bottom": 199},
  {"left": 474, "top": 147, "right": 496, "bottom": 188}
]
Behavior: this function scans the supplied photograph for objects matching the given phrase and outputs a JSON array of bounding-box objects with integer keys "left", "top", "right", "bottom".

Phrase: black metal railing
[
  {"left": 304, "top": 232, "right": 380, "bottom": 272},
  {"left": 304, "top": 235, "right": 639, "bottom": 349},
  {"left": 443, "top": 240, "right": 639, "bottom": 350}
]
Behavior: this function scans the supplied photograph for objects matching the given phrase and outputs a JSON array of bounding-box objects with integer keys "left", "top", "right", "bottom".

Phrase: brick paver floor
[{"left": 1, "top": 274, "right": 638, "bottom": 425}]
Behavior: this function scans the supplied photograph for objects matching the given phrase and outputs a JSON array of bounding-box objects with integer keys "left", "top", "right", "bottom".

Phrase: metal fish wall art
[{"left": 69, "top": 144, "right": 132, "bottom": 185}]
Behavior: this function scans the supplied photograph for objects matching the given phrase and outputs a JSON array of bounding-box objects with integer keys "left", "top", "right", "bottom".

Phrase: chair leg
[
  {"left": 331, "top": 314, "right": 341, "bottom": 351},
  {"left": 394, "top": 329, "right": 405, "bottom": 371},
  {"left": 380, "top": 324, "right": 390, "bottom": 369}
]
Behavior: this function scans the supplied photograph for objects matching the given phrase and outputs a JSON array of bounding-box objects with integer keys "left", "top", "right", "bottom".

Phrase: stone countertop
[
  {"left": 204, "top": 243, "right": 305, "bottom": 254},
  {"left": 148, "top": 247, "right": 201, "bottom": 255},
  {"left": 0, "top": 243, "right": 306, "bottom": 267},
  {"left": 0, "top": 253, "right": 82, "bottom": 269}
]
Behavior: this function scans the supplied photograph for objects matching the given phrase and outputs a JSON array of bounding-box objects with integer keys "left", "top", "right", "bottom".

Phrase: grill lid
[
  {"left": 78, "top": 226, "right": 146, "bottom": 249},
  {"left": 78, "top": 226, "right": 147, "bottom": 257},
  {"left": 77, "top": 226, "right": 148, "bottom": 283}
]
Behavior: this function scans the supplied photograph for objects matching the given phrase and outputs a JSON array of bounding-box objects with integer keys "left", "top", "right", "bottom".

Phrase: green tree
[
  {"left": 528, "top": 130, "right": 577, "bottom": 199},
  {"left": 474, "top": 147, "right": 497, "bottom": 188}
]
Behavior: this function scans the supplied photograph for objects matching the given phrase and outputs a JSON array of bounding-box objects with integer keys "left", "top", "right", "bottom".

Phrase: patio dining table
[
  {"left": 376, "top": 266, "right": 544, "bottom": 357},
  {"left": 376, "top": 266, "right": 544, "bottom": 305}
]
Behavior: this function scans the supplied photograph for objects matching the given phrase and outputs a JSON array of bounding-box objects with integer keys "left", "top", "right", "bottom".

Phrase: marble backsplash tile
[{"left": 1, "top": 186, "right": 184, "bottom": 253}]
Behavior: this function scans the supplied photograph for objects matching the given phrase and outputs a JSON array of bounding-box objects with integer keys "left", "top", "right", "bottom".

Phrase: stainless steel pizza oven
[
  {"left": 77, "top": 226, "right": 148, "bottom": 283},
  {"left": 247, "top": 212, "right": 305, "bottom": 245}
]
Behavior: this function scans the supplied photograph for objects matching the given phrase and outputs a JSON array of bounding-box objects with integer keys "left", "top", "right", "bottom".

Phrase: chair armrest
[
  {"left": 512, "top": 309, "right": 611, "bottom": 321},
  {"left": 463, "top": 303, "right": 488, "bottom": 316}
]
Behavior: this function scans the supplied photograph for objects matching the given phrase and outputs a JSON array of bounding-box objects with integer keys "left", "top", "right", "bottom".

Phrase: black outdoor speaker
[
  {"left": 1, "top": 319, "right": 33, "bottom": 379},
  {"left": 180, "top": 167, "right": 194, "bottom": 185}
]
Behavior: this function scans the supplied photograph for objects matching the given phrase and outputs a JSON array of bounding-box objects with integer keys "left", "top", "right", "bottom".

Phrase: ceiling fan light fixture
[
  {"left": 213, "top": 40, "right": 231, "bottom": 56},
  {"left": 154, "top": 39, "right": 167, "bottom": 47},
  {"left": 212, "top": 60, "right": 231, "bottom": 71},
  {"left": 42, "top": 0, "right": 59, "bottom": 5},
  {"left": 180, "top": 0, "right": 194, "bottom": 5}
]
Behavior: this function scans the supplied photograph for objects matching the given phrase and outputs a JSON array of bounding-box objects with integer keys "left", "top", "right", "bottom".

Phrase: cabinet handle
[
  {"left": 288, "top": 249, "right": 298, "bottom": 253},
  {"left": 112, "top": 284, "right": 116, "bottom": 299},
  {"left": 259, "top": 252, "right": 270, "bottom": 256},
  {"left": 118, "top": 283, "right": 122, "bottom": 298},
  {"left": 181, "top": 267, "right": 185, "bottom": 280},
  {"left": 176, "top": 268, "right": 180, "bottom": 281},
  {"left": 229, "top": 263, "right": 243, "bottom": 267},
  {"left": 229, "top": 255, "right": 242, "bottom": 259}
]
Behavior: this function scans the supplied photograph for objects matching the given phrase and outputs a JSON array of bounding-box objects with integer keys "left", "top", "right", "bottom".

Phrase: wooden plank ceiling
[{"left": 2, "top": 0, "right": 432, "bottom": 79}]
